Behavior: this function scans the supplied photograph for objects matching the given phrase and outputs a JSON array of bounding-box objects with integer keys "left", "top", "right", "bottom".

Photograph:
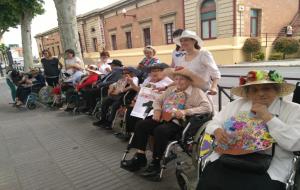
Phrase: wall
[
  {"left": 184, "top": 0, "right": 234, "bottom": 38},
  {"left": 103, "top": 0, "right": 184, "bottom": 50},
  {"left": 241, "top": 0, "right": 298, "bottom": 36}
]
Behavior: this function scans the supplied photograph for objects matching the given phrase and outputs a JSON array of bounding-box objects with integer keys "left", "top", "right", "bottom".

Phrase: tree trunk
[
  {"left": 53, "top": 0, "right": 82, "bottom": 64},
  {"left": 21, "top": 12, "right": 33, "bottom": 72}
]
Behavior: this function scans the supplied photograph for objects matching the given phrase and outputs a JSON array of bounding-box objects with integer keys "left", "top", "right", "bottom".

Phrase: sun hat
[
  {"left": 165, "top": 66, "right": 205, "bottom": 88},
  {"left": 86, "top": 64, "right": 102, "bottom": 75},
  {"left": 148, "top": 63, "right": 169, "bottom": 72},
  {"left": 173, "top": 30, "right": 204, "bottom": 48},
  {"left": 122, "top": 66, "right": 141, "bottom": 76},
  {"left": 231, "top": 70, "right": 295, "bottom": 97},
  {"left": 109, "top": 59, "right": 123, "bottom": 67}
]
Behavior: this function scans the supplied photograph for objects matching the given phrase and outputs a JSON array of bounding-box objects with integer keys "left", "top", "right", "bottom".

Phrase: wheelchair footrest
[{"left": 163, "top": 151, "right": 177, "bottom": 165}]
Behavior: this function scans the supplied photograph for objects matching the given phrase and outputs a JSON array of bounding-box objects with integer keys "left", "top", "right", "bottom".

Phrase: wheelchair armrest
[
  {"left": 122, "top": 90, "right": 137, "bottom": 106},
  {"left": 181, "top": 112, "right": 213, "bottom": 145}
]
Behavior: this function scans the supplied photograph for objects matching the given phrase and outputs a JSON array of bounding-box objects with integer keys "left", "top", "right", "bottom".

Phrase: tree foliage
[
  {"left": 273, "top": 37, "right": 300, "bottom": 59},
  {"left": 242, "top": 38, "right": 261, "bottom": 61},
  {"left": 0, "top": 3, "right": 20, "bottom": 39}
]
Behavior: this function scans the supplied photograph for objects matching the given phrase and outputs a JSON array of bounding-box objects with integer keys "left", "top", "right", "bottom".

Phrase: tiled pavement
[{"left": 0, "top": 79, "right": 182, "bottom": 190}]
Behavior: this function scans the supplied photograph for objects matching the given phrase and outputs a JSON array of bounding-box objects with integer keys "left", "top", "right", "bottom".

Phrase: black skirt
[{"left": 196, "top": 159, "right": 285, "bottom": 190}]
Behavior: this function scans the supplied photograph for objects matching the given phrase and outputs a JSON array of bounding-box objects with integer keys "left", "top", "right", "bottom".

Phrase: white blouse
[
  {"left": 97, "top": 59, "right": 112, "bottom": 76},
  {"left": 205, "top": 98, "right": 300, "bottom": 183},
  {"left": 175, "top": 49, "right": 221, "bottom": 91}
]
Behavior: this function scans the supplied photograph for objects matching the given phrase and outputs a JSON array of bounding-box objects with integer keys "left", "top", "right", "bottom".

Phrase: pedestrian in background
[{"left": 41, "top": 49, "right": 63, "bottom": 87}]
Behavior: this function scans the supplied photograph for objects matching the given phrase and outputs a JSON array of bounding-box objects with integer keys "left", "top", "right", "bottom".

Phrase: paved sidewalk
[{"left": 0, "top": 79, "right": 180, "bottom": 190}]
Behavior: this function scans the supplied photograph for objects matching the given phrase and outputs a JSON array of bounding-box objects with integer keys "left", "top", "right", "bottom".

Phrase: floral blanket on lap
[
  {"left": 161, "top": 91, "right": 186, "bottom": 122},
  {"left": 216, "top": 111, "right": 275, "bottom": 155},
  {"left": 199, "top": 111, "right": 275, "bottom": 157}
]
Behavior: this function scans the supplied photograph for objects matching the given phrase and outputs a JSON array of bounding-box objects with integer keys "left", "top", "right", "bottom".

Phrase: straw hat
[
  {"left": 147, "top": 63, "right": 169, "bottom": 72},
  {"left": 173, "top": 30, "right": 204, "bottom": 47},
  {"left": 231, "top": 70, "right": 295, "bottom": 97},
  {"left": 165, "top": 67, "right": 205, "bottom": 88},
  {"left": 86, "top": 64, "right": 102, "bottom": 75}
]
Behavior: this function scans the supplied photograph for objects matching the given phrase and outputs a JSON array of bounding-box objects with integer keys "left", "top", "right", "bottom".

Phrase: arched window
[{"left": 200, "top": 0, "right": 217, "bottom": 39}]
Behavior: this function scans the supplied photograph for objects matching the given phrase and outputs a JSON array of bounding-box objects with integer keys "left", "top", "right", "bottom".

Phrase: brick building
[
  {"left": 35, "top": 0, "right": 300, "bottom": 65},
  {"left": 35, "top": 27, "right": 62, "bottom": 57}
]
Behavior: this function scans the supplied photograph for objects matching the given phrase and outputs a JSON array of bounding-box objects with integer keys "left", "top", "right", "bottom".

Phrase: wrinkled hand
[
  {"left": 174, "top": 110, "right": 185, "bottom": 119},
  {"left": 153, "top": 111, "right": 161, "bottom": 122},
  {"left": 251, "top": 103, "right": 273, "bottom": 122},
  {"left": 214, "top": 128, "right": 230, "bottom": 145},
  {"left": 126, "top": 77, "right": 134, "bottom": 85},
  {"left": 208, "top": 87, "right": 217, "bottom": 95},
  {"left": 105, "top": 67, "right": 111, "bottom": 72}
]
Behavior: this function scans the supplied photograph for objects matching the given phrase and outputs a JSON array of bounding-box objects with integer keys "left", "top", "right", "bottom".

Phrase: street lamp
[{"left": 121, "top": 8, "right": 136, "bottom": 18}]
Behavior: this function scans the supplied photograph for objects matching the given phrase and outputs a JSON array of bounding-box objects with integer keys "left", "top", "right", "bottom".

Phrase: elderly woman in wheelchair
[
  {"left": 121, "top": 67, "right": 212, "bottom": 179},
  {"left": 197, "top": 70, "right": 300, "bottom": 190},
  {"left": 15, "top": 68, "right": 45, "bottom": 107}
]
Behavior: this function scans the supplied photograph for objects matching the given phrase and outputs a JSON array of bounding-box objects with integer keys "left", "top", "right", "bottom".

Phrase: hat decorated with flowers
[{"left": 231, "top": 70, "right": 295, "bottom": 97}]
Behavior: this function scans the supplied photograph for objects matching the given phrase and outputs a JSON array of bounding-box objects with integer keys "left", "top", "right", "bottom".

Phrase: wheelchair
[
  {"left": 120, "top": 111, "right": 213, "bottom": 182},
  {"left": 92, "top": 86, "right": 109, "bottom": 119},
  {"left": 24, "top": 83, "right": 47, "bottom": 110},
  {"left": 111, "top": 90, "right": 137, "bottom": 139},
  {"left": 192, "top": 133, "right": 300, "bottom": 190}
]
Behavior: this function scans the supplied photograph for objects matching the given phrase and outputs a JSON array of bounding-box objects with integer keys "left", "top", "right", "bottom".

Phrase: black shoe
[
  {"left": 140, "top": 160, "right": 161, "bottom": 178},
  {"left": 93, "top": 120, "right": 107, "bottom": 126},
  {"left": 104, "top": 125, "right": 112, "bottom": 130},
  {"left": 121, "top": 153, "right": 147, "bottom": 172},
  {"left": 64, "top": 107, "right": 74, "bottom": 112}
]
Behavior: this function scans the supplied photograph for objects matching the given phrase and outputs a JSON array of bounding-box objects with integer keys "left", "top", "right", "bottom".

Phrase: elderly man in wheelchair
[
  {"left": 121, "top": 67, "right": 212, "bottom": 180},
  {"left": 196, "top": 70, "right": 300, "bottom": 190}
]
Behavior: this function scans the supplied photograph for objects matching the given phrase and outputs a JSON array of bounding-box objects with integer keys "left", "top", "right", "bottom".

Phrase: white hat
[
  {"left": 164, "top": 67, "right": 205, "bottom": 88},
  {"left": 173, "top": 30, "right": 204, "bottom": 47},
  {"left": 86, "top": 64, "right": 102, "bottom": 75}
]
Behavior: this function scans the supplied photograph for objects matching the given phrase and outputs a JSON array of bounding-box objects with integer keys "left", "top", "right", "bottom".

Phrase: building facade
[
  {"left": 35, "top": 0, "right": 300, "bottom": 65},
  {"left": 184, "top": 0, "right": 299, "bottom": 64}
]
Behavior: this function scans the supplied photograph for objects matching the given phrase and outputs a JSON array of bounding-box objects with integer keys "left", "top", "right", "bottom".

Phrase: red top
[{"left": 76, "top": 73, "right": 98, "bottom": 91}]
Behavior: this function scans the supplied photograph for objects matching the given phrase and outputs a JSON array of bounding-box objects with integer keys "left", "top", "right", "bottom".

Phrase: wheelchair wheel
[
  {"left": 176, "top": 169, "right": 190, "bottom": 190},
  {"left": 27, "top": 102, "right": 37, "bottom": 110},
  {"left": 95, "top": 111, "right": 101, "bottom": 120},
  {"left": 39, "top": 86, "right": 54, "bottom": 104},
  {"left": 191, "top": 122, "right": 209, "bottom": 167}
]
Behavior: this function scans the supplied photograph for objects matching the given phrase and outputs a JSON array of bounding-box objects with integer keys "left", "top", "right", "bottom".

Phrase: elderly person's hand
[
  {"left": 214, "top": 128, "right": 230, "bottom": 145},
  {"left": 208, "top": 87, "right": 217, "bottom": 95},
  {"left": 126, "top": 77, "right": 134, "bottom": 85},
  {"left": 174, "top": 110, "right": 185, "bottom": 119},
  {"left": 251, "top": 103, "right": 273, "bottom": 122},
  {"left": 153, "top": 111, "right": 161, "bottom": 122}
]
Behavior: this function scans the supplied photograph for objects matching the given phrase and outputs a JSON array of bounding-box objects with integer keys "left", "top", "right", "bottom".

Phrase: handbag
[{"left": 219, "top": 145, "right": 275, "bottom": 174}]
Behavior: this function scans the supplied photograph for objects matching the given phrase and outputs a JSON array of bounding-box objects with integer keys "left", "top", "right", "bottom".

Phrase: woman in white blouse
[
  {"left": 197, "top": 70, "right": 300, "bottom": 190},
  {"left": 174, "top": 30, "right": 221, "bottom": 95}
]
